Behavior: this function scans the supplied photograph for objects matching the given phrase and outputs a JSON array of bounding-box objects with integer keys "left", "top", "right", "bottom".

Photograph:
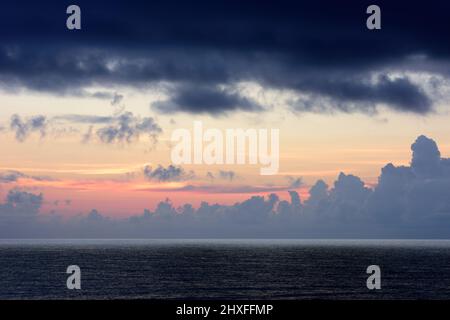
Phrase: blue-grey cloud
[
  {"left": 218, "top": 170, "right": 236, "bottom": 182},
  {"left": 7, "top": 112, "right": 163, "bottom": 145},
  {"left": 0, "top": 171, "right": 25, "bottom": 183},
  {"left": 143, "top": 164, "right": 194, "bottom": 182},
  {"left": 0, "top": 190, "right": 43, "bottom": 227},
  {"left": 111, "top": 92, "right": 124, "bottom": 107},
  {"left": 54, "top": 114, "right": 114, "bottom": 124},
  {"left": 205, "top": 170, "right": 238, "bottom": 182},
  {"left": 0, "top": 170, "right": 53, "bottom": 183},
  {"left": 9, "top": 114, "right": 47, "bottom": 142},
  {"left": 56, "top": 112, "right": 162, "bottom": 145},
  {"left": 411, "top": 135, "right": 442, "bottom": 178},
  {"left": 95, "top": 112, "right": 161, "bottom": 144}
]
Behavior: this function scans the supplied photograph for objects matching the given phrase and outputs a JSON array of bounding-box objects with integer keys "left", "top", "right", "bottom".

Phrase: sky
[{"left": 1, "top": 0, "right": 450, "bottom": 238}]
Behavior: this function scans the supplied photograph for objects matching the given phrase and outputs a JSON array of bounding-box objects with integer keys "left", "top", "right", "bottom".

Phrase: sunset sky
[{"left": 1, "top": 0, "right": 450, "bottom": 222}]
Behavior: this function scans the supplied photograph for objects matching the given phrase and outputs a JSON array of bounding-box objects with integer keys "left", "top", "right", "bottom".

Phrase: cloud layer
[{"left": 1, "top": 135, "right": 450, "bottom": 238}]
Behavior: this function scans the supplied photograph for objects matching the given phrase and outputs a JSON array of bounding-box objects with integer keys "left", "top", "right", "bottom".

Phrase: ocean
[{"left": 1, "top": 239, "right": 450, "bottom": 300}]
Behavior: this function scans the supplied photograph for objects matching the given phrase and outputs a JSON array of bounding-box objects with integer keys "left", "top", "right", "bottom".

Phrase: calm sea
[{"left": 0, "top": 239, "right": 450, "bottom": 299}]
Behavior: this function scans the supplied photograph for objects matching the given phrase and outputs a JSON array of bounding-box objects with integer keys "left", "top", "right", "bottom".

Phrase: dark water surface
[{"left": 1, "top": 239, "right": 450, "bottom": 299}]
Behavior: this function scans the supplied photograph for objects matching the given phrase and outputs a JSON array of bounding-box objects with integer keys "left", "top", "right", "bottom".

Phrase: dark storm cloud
[
  {"left": 289, "top": 75, "right": 433, "bottom": 114},
  {"left": 153, "top": 85, "right": 264, "bottom": 114},
  {"left": 0, "top": 0, "right": 449, "bottom": 115}
]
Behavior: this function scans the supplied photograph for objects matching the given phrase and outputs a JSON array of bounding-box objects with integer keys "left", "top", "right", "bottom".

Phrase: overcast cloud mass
[{"left": 0, "top": 0, "right": 449, "bottom": 116}]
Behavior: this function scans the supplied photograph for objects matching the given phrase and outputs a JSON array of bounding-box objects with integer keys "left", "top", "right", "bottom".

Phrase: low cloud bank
[{"left": 1, "top": 135, "right": 450, "bottom": 238}]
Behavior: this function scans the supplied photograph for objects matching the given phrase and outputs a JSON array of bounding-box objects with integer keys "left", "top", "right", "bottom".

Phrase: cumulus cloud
[
  {"left": 9, "top": 114, "right": 47, "bottom": 142},
  {"left": 143, "top": 164, "right": 194, "bottom": 182},
  {"left": 304, "top": 180, "right": 329, "bottom": 207},
  {"left": 5, "top": 190, "right": 43, "bottom": 210},
  {"left": 411, "top": 135, "right": 442, "bottom": 178},
  {"left": 0, "top": 189, "right": 43, "bottom": 227},
  {"left": 86, "top": 209, "right": 106, "bottom": 223},
  {"left": 1, "top": 135, "right": 450, "bottom": 238}
]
